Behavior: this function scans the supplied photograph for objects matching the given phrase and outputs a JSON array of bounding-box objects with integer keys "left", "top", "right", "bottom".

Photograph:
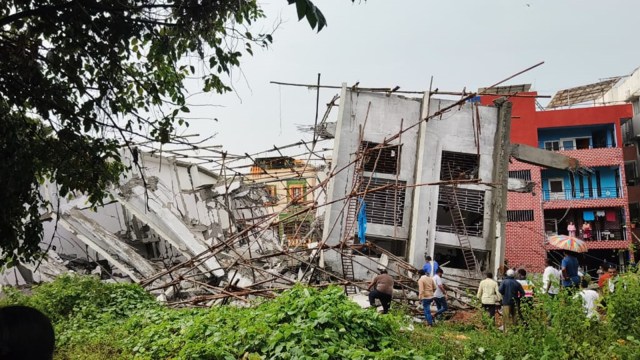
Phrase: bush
[{"left": 4, "top": 274, "right": 640, "bottom": 359}]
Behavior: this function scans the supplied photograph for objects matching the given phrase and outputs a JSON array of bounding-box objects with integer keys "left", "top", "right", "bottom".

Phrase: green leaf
[{"left": 295, "top": 0, "right": 308, "bottom": 20}]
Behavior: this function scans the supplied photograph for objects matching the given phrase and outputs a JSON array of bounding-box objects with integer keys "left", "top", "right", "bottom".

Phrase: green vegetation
[
  {"left": 3, "top": 274, "right": 640, "bottom": 359},
  {"left": 0, "top": 0, "right": 328, "bottom": 266}
]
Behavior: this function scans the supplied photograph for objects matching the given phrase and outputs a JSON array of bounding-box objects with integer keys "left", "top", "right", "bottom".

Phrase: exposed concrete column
[
  {"left": 321, "top": 83, "right": 350, "bottom": 247},
  {"left": 489, "top": 98, "right": 512, "bottom": 276},
  {"left": 407, "top": 91, "right": 431, "bottom": 267}
]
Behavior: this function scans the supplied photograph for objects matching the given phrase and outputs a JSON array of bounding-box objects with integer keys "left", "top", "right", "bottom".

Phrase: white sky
[{"left": 180, "top": 0, "right": 640, "bottom": 163}]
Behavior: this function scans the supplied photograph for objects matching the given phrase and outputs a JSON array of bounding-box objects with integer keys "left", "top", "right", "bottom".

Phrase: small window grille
[
  {"left": 507, "top": 210, "right": 534, "bottom": 222},
  {"left": 361, "top": 141, "right": 400, "bottom": 175},
  {"left": 440, "top": 151, "right": 480, "bottom": 181},
  {"left": 508, "top": 170, "right": 532, "bottom": 181},
  {"left": 359, "top": 177, "right": 406, "bottom": 226}
]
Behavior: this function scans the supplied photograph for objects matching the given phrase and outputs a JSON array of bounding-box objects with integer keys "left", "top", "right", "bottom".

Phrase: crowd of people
[
  {"left": 364, "top": 251, "right": 622, "bottom": 329},
  {"left": 476, "top": 250, "right": 621, "bottom": 330}
]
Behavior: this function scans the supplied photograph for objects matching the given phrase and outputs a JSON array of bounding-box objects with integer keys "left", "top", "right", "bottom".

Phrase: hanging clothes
[
  {"left": 596, "top": 210, "right": 606, "bottom": 218},
  {"left": 357, "top": 198, "right": 367, "bottom": 244},
  {"left": 583, "top": 211, "right": 595, "bottom": 221},
  {"left": 605, "top": 210, "right": 616, "bottom": 222}
]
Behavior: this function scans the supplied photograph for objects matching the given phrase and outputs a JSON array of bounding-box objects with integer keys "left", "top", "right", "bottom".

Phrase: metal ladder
[
  {"left": 340, "top": 145, "right": 365, "bottom": 295},
  {"left": 444, "top": 182, "right": 478, "bottom": 272}
]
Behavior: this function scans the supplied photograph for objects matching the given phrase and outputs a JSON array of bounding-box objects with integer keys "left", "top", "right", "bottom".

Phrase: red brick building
[{"left": 481, "top": 90, "right": 636, "bottom": 274}]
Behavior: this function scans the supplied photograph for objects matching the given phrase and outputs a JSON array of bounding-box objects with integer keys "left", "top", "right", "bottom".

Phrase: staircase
[{"left": 444, "top": 184, "right": 478, "bottom": 272}]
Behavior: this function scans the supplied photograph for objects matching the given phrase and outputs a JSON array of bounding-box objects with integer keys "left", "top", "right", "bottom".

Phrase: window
[
  {"left": 440, "top": 151, "right": 480, "bottom": 181},
  {"left": 366, "top": 236, "right": 407, "bottom": 257},
  {"left": 575, "top": 137, "right": 591, "bottom": 150},
  {"left": 548, "top": 178, "right": 565, "bottom": 200},
  {"left": 360, "top": 177, "right": 406, "bottom": 226},
  {"left": 508, "top": 170, "right": 531, "bottom": 181},
  {"left": 288, "top": 184, "right": 305, "bottom": 201},
  {"left": 507, "top": 210, "right": 534, "bottom": 222},
  {"left": 361, "top": 141, "right": 400, "bottom": 175},
  {"left": 436, "top": 186, "right": 485, "bottom": 237},
  {"left": 544, "top": 141, "right": 560, "bottom": 151}
]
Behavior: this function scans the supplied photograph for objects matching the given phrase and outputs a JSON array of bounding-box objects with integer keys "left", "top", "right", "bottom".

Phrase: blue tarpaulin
[{"left": 357, "top": 198, "right": 367, "bottom": 244}]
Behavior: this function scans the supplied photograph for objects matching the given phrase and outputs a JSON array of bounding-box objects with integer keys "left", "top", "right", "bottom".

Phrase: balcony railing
[
  {"left": 543, "top": 142, "right": 614, "bottom": 151},
  {"left": 548, "top": 228, "right": 627, "bottom": 241},
  {"left": 542, "top": 187, "right": 621, "bottom": 201},
  {"left": 435, "top": 225, "right": 483, "bottom": 237}
]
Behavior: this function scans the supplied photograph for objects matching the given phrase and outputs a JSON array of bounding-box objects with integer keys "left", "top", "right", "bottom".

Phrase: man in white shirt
[
  {"left": 542, "top": 259, "right": 561, "bottom": 297},
  {"left": 433, "top": 268, "right": 448, "bottom": 321},
  {"left": 576, "top": 279, "right": 600, "bottom": 320}
]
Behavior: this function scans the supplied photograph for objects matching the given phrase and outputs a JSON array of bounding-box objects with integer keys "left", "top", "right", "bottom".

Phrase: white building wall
[
  {"left": 322, "top": 86, "right": 421, "bottom": 248},
  {"left": 324, "top": 87, "right": 504, "bottom": 274},
  {"left": 410, "top": 99, "right": 500, "bottom": 267}
]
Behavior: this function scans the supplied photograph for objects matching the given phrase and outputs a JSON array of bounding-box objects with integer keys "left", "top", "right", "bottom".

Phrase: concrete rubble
[{"left": 1, "top": 81, "right": 586, "bottom": 313}]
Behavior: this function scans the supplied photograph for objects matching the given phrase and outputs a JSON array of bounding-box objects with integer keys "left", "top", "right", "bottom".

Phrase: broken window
[
  {"left": 508, "top": 170, "right": 531, "bottom": 181},
  {"left": 436, "top": 186, "right": 485, "bottom": 237},
  {"left": 434, "top": 244, "right": 488, "bottom": 271},
  {"left": 359, "top": 177, "right": 406, "bottom": 226},
  {"left": 440, "top": 151, "right": 480, "bottom": 181},
  {"left": 361, "top": 141, "right": 400, "bottom": 175},
  {"left": 507, "top": 210, "right": 534, "bottom": 222},
  {"left": 355, "top": 235, "right": 407, "bottom": 258}
]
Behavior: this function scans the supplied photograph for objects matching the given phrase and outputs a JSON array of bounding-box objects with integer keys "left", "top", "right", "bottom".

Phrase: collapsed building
[{"left": 1, "top": 81, "right": 587, "bottom": 310}]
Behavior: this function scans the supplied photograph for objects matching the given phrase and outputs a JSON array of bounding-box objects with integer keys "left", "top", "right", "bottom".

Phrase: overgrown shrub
[{"left": 3, "top": 274, "right": 640, "bottom": 359}]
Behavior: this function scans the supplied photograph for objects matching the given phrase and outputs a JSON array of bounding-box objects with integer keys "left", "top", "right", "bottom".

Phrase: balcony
[
  {"left": 539, "top": 124, "right": 617, "bottom": 153},
  {"left": 544, "top": 142, "right": 613, "bottom": 151},
  {"left": 542, "top": 187, "right": 621, "bottom": 201},
  {"left": 578, "top": 227, "right": 627, "bottom": 242}
]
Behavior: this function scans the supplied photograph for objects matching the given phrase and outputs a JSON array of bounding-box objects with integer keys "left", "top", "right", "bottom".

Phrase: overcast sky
[{"left": 180, "top": 0, "right": 640, "bottom": 165}]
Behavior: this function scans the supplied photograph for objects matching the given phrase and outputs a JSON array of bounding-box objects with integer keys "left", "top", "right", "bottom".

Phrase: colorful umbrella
[{"left": 547, "top": 234, "right": 588, "bottom": 253}]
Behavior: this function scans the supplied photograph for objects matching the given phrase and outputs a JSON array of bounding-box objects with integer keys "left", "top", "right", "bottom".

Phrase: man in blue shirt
[
  {"left": 422, "top": 256, "right": 439, "bottom": 277},
  {"left": 561, "top": 250, "right": 580, "bottom": 288}
]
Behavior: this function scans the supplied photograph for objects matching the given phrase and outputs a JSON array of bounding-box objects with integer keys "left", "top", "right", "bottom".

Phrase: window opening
[
  {"left": 436, "top": 186, "right": 485, "bottom": 237},
  {"left": 359, "top": 177, "right": 406, "bottom": 226},
  {"left": 440, "top": 151, "right": 480, "bottom": 181},
  {"left": 507, "top": 210, "right": 534, "bottom": 222},
  {"left": 545, "top": 141, "right": 560, "bottom": 151},
  {"left": 361, "top": 141, "right": 400, "bottom": 175},
  {"left": 508, "top": 170, "right": 531, "bottom": 181}
]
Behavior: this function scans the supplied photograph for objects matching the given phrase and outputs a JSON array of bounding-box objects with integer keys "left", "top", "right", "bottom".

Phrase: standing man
[
  {"left": 598, "top": 266, "right": 618, "bottom": 294},
  {"left": 576, "top": 279, "right": 600, "bottom": 319},
  {"left": 477, "top": 272, "right": 501, "bottom": 321},
  {"left": 417, "top": 269, "right": 437, "bottom": 326},
  {"left": 433, "top": 268, "right": 448, "bottom": 321},
  {"left": 561, "top": 250, "right": 580, "bottom": 289},
  {"left": 499, "top": 269, "right": 525, "bottom": 332},
  {"left": 423, "top": 256, "right": 439, "bottom": 277},
  {"left": 542, "top": 258, "right": 561, "bottom": 297},
  {"left": 368, "top": 269, "right": 394, "bottom": 314}
]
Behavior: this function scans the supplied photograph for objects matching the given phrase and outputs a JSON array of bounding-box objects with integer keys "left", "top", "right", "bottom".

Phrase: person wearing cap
[
  {"left": 368, "top": 269, "right": 394, "bottom": 314},
  {"left": 499, "top": 268, "right": 525, "bottom": 332}
]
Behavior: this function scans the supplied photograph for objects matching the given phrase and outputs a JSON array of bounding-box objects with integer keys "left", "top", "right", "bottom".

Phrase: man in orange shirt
[{"left": 598, "top": 266, "right": 617, "bottom": 293}]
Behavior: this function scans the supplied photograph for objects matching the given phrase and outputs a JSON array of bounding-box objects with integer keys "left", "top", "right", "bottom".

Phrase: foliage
[
  {"left": 605, "top": 271, "right": 640, "bottom": 339},
  {"left": 0, "top": 0, "right": 331, "bottom": 265},
  {"left": 6, "top": 273, "right": 640, "bottom": 359}
]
